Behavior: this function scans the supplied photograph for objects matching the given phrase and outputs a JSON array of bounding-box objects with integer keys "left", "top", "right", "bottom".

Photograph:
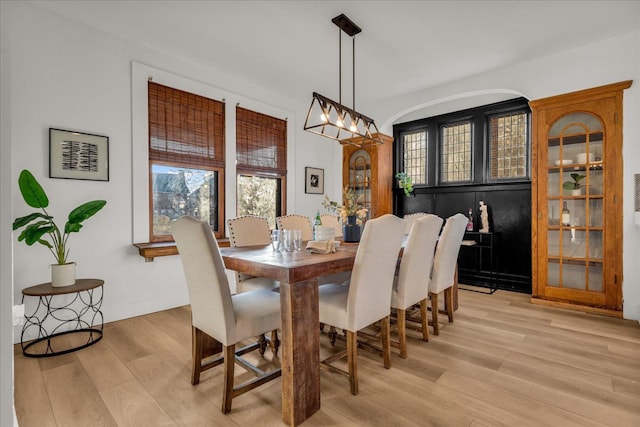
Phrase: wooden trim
[
  {"left": 133, "top": 239, "right": 230, "bottom": 261},
  {"left": 530, "top": 297, "right": 623, "bottom": 318}
]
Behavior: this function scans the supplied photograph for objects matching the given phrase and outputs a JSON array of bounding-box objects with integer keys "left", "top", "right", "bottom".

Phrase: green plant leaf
[
  {"left": 21, "top": 222, "right": 55, "bottom": 246},
  {"left": 67, "top": 200, "right": 107, "bottom": 226},
  {"left": 18, "top": 169, "right": 49, "bottom": 209},
  {"left": 12, "top": 212, "right": 52, "bottom": 230},
  {"left": 562, "top": 181, "right": 577, "bottom": 190}
]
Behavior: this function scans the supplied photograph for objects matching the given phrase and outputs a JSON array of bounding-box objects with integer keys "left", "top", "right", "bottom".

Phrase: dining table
[
  {"left": 220, "top": 242, "right": 359, "bottom": 426},
  {"left": 219, "top": 239, "right": 459, "bottom": 426}
]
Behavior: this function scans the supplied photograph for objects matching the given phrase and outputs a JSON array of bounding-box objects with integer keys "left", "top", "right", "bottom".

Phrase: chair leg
[
  {"left": 397, "top": 309, "right": 407, "bottom": 359},
  {"left": 419, "top": 298, "right": 429, "bottom": 342},
  {"left": 346, "top": 330, "right": 359, "bottom": 395},
  {"left": 430, "top": 292, "right": 440, "bottom": 336},
  {"left": 270, "top": 330, "right": 280, "bottom": 356},
  {"left": 191, "top": 326, "right": 203, "bottom": 385},
  {"left": 258, "top": 334, "right": 267, "bottom": 355},
  {"left": 445, "top": 287, "right": 454, "bottom": 323},
  {"left": 222, "top": 344, "right": 235, "bottom": 414},
  {"left": 381, "top": 316, "right": 391, "bottom": 368}
]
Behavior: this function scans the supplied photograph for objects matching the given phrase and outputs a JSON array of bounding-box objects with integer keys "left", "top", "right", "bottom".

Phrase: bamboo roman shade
[
  {"left": 148, "top": 82, "right": 225, "bottom": 168},
  {"left": 236, "top": 107, "right": 286, "bottom": 175}
]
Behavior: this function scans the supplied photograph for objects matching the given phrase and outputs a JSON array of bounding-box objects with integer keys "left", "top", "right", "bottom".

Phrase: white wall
[{"left": 377, "top": 30, "right": 640, "bottom": 321}]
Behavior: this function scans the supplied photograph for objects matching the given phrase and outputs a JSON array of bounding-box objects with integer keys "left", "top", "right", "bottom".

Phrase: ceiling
[{"left": 31, "top": 1, "right": 640, "bottom": 120}]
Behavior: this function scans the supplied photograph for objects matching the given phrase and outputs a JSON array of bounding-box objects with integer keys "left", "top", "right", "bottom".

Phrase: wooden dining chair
[
  {"left": 320, "top": 213, "right": 343, "bottom": 238},
  {"left": 391, "top": 214, "right": 443, "bottom": 358},
  {"left": 317, "top": 214, "right": 406, "bottom": 395},
  {"left": 172, "top": 216, "right": 282, "bottom": 414},
  {"left": 428, "top": 213, "right": 467, "bottom": 335},
  {"left": 276, "top": 214, "right": 313, "bottom": 241}
]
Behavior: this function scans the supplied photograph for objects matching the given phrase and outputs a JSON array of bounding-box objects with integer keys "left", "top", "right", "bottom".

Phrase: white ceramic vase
[{"left": 51, "top": 262, "right": 76, "bottom": 287}]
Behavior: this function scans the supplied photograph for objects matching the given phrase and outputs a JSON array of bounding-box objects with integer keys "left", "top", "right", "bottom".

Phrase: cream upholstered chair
[
  {"left": 428, "top": 213, "right": 467, "bottom": 335},
  {"left": 171, "top": 216, "right": 282, "bottom": 413},
  {"left": 227, "top": 215, "right": 280, "bottom": 352},
  {"left": 227, "top": 215, "right": 279, "bottom": 293},
  {"left": 320, "top": 213, "right": 343, "bottom": 238},
  {"left": 391, "top": 214, "right": 443, "bottom": 358},
  {"left": 317, "top": 214, "right": 406, "bottom": 395},
  {"left": 403, "top": 212, "right": 429, "bottom": 235},
  {"left": 276, "top": 214, "right": 313, "bottom": 241}
]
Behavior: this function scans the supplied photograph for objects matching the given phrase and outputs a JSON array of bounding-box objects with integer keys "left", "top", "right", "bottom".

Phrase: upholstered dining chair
[
  {"left": 391, "top": 214, "right": 443, "bottom": 358},
  {"left": 172, "top": 216, "right": 282, "bottom": 414},
  {"left": 317, "top": 214, "right": 406, "bottom": 395},
  {"left": 227, "top": 215, "right": 279, "bottom": 293},
  {"left": 403, "top": 212, "right": 429, "bottom": 235},
  {"left": 227, "top": 215, "right": 280, "bottom": 353},
  {"left": 428, "top": 213, "right": 467, "bottom": 335},
  {"left": 276, "top": 214, "right": 314, "bottom": 241},
  {"left": 320, "top": 213, "right": 343, "bottom": 238}
]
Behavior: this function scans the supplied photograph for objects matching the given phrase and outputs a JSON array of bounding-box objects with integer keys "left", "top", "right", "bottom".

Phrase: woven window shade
[
  {"left": 148, "top": 82, "right": 225, "bottom": 168},
  {"left": 236, "top": 107, "right": 287, "bottom": 175}
]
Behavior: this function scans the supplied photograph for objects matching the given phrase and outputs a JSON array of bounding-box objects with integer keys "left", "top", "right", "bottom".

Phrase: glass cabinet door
[
  {"left": 348, "top": 149, "right": 371, "bottom": 219},
  {"left": 546, "top": 112, "right": 603, "bottom": 293}
]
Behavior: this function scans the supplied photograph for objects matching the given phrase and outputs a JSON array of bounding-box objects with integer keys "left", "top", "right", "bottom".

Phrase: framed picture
[
  {"left": 305, "top": 167, "right": 324, "bottom": 194},
  {"left": 49, "top": 128, "right": 109, "bottom": 181}
]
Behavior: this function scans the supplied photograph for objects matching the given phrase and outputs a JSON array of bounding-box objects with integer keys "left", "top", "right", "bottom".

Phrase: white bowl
[
  {"left": 554, "top": 159, "right": 573, "bottom": 166},
  {"left": 576, "top": 153, "right": 594, "bottom": 164}
]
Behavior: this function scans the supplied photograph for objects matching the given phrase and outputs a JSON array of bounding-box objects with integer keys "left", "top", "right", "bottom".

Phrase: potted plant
[
  {"left": 395, "top": 171, "right": 414, "bottom": 196},
  {"left": 12, "top": 169, "right": 107, "bottom": 287},
  {"left": 562, "top": 173, "right": 586, "bottom": 196},
  {"left": 322, "top": 187, "right": 368, "bottom": 242}
]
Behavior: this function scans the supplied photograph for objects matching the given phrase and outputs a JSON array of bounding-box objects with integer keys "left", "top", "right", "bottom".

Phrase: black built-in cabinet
[{"left": 393, "top": 98, "right": 532, "bottom": 293}]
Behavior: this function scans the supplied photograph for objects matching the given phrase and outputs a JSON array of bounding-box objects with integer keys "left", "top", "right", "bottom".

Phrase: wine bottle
[
  {"left": 313, "top": 210, "right": 322, "bottom": 240},
  {"left": 562, "top": 202, "right": 570, "bottom": 226},
  {"left": 466, "top": 208, "right": 474, "bottom": 231}
]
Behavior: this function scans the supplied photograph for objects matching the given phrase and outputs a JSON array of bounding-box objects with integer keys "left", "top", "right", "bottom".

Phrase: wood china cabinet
[
  {"left": 530, "top": 81, "right": 631, "bottom": 315},
  {"left": 341, "top": 133, "right": 393, "bottom": 219}
]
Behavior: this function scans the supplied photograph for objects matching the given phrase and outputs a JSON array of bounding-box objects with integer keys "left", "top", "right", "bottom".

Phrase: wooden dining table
[{"left": 220, "top": 243, "right": 359, "bottom": 426}]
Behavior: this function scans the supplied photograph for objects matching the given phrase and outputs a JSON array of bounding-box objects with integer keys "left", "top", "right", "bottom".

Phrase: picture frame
[
  {"left": 305, "top": 167, "right": 324, "bottom": 194},
  {"left": 49, "top": 128, "right": 109, "bottom": 181}
]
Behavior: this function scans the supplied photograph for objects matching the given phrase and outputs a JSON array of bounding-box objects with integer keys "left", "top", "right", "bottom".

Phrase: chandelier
[{"left": 303, "top": 14, "right": 384, "bottom": 146}]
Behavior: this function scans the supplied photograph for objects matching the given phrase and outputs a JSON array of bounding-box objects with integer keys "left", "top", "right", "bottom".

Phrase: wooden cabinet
[
  {"left": 341, "top": 133, "right": 393, "bottom": 219},
  {"left": 530, "top": 81, "right": 631, "bottom": 315}
]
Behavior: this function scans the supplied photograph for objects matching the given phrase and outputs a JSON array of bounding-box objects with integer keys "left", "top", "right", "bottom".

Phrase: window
[
  {"left": 236, "top": 107, "right": 286, "bottom": 228},
  {"left": 401, "top": 130, "right": 427, "bottom": 185},
  {"left": 441, "top": 121, "right": 472, "bottom": 183},
  {"left": 489, "top": 111, "right": 528, "bottom": 180},
  {"left": 148, "top": 82, "right": 225, "bottom": 241}
]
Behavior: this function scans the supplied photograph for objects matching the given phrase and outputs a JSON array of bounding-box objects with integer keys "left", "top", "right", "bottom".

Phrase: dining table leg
[{"left": 279, "top": 279, "right": 321, "bottom": 426}]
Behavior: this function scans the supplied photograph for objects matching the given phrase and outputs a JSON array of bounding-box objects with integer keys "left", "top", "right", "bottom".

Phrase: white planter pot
[
  {"left": 571, "top": 188, "right": 582, "bottom": 196},
  {"left": 51, "top": 262, "right": 76, "bottom": 287}
]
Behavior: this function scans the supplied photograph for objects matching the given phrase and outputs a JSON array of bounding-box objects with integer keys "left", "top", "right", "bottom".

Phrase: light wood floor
[{"left": 14, "top": 289, "right": 640, "bottom": 427}]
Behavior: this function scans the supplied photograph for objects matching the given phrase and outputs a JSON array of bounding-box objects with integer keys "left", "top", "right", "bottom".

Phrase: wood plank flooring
[{"left": 14, "top": 290, "right": 640, "bottom": 426}]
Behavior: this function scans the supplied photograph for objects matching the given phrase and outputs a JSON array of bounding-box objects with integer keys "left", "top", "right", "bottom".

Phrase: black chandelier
[{"left": 303, "top": 14, "right": 384, "bottom": 146}]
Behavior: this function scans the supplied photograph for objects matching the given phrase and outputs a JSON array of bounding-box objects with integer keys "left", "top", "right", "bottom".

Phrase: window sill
[{"left": 134, "top": 239, "right": 230, "bottom": 262}]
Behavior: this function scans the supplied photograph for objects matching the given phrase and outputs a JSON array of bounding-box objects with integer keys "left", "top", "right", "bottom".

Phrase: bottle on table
[
  {"left": 313, "top": 210, "right": 322, "bottom": 240},
  {"left": 466, "top": 208, "right": 474, "bottom": 231}
]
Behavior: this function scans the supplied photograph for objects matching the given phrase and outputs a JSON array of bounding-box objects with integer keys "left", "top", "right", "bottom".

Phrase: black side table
[{"left": 21, "top": 278, "right": 104, "bottom": 358}]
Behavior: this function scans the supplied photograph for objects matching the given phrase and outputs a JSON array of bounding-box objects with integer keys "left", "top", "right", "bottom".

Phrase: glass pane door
[
  {"left": 348, "top": 149, "right": 371, "bottom": 220},
  {"left": 546, "top": 112, "right": 603, "bottom": 293}
]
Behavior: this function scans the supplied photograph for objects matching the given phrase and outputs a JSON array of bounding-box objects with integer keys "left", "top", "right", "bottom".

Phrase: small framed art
[
  {"left": 49, "top": 128, "right": 109, "bottom": 181},
  {"left": 305, "top": 167, "right": 324, "bottom": 194}
]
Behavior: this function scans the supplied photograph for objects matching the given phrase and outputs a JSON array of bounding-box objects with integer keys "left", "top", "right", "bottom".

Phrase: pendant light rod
[{"left": 352, "top": 35, "right": 356, "bottom": 111}]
